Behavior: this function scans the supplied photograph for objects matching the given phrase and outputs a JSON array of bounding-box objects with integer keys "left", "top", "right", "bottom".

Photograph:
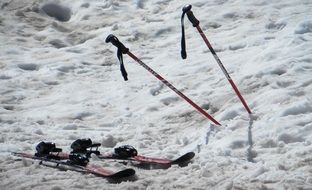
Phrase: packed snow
[{"left": 1, "top": 0, "right": 311, "bottom": 189}]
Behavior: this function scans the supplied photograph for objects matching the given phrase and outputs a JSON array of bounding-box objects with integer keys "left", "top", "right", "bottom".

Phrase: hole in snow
[{"left": 41, "top": 3, "right": 71, "bottom": 22}]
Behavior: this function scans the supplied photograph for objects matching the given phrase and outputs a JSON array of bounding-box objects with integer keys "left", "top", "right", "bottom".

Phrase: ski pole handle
[
  {"left": 183, "top": 5, "right": 199, "bottom": 27},
  {"left": 106, "top": 34, "right": 129, "bottom": 81},
  {"left": 106, "top": 34, "right": 129, "bottom": 54}
]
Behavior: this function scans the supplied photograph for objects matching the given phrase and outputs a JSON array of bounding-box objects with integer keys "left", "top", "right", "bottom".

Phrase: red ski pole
[
  {"left": 106, "top": 34, "right": 221, "bottom": 126},
  {"left": 181, "top": 5, "right": 252, "bottom": 114}
]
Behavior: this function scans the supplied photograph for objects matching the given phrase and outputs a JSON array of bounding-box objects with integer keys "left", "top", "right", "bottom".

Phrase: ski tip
[
  {"left": 172, "top": 152, "right": 195, "bottom": 166},
  {"left": 109, "top": 168, "right": 136, "bottom": 179}
]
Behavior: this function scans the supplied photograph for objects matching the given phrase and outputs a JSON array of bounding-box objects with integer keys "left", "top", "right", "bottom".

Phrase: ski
[
  {"left": 14, "top": 139, "right": 195, "bottom": 171},
  {"left": 57, "top": 151, "right": 195, "bottom": 169},
  {"left": 98, "top": 151, "right": 195, "bottom": 168},
  {"left": 12, "top": 150, "right": 135, "bottom": 179},
  {"left": 68, "top": 139, "right": 195, "bottom": 168}
]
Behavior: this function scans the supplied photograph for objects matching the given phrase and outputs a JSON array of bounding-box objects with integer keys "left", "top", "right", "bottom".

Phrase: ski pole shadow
[
  {"left": 247, "top": 114, "right": 257, "bottom": 163},
  {"left": 197, "top": 123, "right": 218, "bottom": 154}
]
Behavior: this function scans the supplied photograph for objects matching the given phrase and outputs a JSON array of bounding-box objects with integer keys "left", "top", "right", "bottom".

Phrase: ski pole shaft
[
  {"left": 195, "top": 26, "right": 251, "bottom": 114},
  {"left": 127, "top": 51, "right": 221, "bottom": 125},
  {"left": 182, "top": 5, "right": 252, "bottom": 114},
  {"left": 106, "top": 34, "right": 221, "bottom": 126}
]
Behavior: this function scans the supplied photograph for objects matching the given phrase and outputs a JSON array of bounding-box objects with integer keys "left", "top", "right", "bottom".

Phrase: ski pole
[
  {"left": 181, "top": 5, "right": 252, "bottom": 114},
  {"left": 106, "top": 34, "right": 221, "bottom": 126}
]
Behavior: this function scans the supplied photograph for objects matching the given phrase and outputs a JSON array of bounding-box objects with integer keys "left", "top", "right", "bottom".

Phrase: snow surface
[{"left": 1, "top": 0, "right": 312, "bottom": 189}]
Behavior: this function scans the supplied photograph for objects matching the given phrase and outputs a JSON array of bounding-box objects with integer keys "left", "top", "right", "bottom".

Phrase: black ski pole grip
[
  {"left": 182, "top": 4, "right": 192, "bottom": 13},
  {"left": 186, "top": 11, "right": 200, "bottom": 27},
  {"left": 105, "top": 34, "right": 129, "bottom": 54},
  {"left": 182, "top": 4, "right": 200, "bottom": 27}
]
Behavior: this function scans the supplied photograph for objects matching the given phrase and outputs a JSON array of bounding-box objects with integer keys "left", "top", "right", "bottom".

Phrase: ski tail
[
  {"left": 134, "top": 152, "right": 195, "bottom": 166},
  {"left": 171, "top": 152, "right": 195, "bottom": 166},
  {"left": 98, "top": 151, "right": 195, "bottom": 168},
  {"left": 108, "top": 168, "right": 136, "bottom": 179}
]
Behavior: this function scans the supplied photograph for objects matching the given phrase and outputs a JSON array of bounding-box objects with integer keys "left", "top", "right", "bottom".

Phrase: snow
[{"left": 0, "top": 0, "right": 311, "bottom": 189}]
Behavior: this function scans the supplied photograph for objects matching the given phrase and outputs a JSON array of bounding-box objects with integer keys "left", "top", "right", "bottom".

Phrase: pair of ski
[
  {"left": 12, "top": 152, "right": 135, "bottom": 180},
  {"left": 12, "top": 139, "right": 195, "bottom": 180}
]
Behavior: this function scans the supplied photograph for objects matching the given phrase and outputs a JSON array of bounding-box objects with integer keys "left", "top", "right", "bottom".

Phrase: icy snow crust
[{"left": 0, "top": 0, "right": 312, "bottom": 189}]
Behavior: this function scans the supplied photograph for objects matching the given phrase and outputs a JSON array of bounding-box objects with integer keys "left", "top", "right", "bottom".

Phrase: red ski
[
  {"left": 12, "top": 151, "right": 135, "bottom": 179},
  {"left": 15, "top": 139, "right": 195, "bottom": 171},
  {"left": 98, "top": 151, "right": 195, "bottom": 168},
  {"left": 69, "top": 139, "right": 195, "bottom": 168}
]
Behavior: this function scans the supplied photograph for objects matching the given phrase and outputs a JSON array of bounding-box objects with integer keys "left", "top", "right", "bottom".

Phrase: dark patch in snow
[
  {"left": 229, "top": 43, "right": 246, "bottom": 51},
  {"left": 80, "top": 3, "right": 90, "bottom": 8},
  {"left": 57, "top": 65, "right": 75, "bottom": 73},
  {"left": 295, "top": 20, "right": 312, "bottom": 34},
  {"left": 3, "top": 105, "right": 14, "bottom": 111},
  {"left": 43, "top": 80, "right": 59, "bottom": 86},
  {"left": 223, "top": 12, "right": 239, "bottom": 20},
  {"left": 154, "top": 27, "right": 172, "bottom": 37},
  {"left": 202, "top": 103, "right": 219, "bottom": 114},
  {"left": 135, "top": 0, "right": 145, "bottom": 9},
  {"left": 63, "top": 124, "right": 78, "bottom": 130},
  {"left": 160, "top": 97, "right": 179, "bottom": 106},
  {"left": 34, "top": 129, "right": 43, "bottom": 135},
  {"left": 49, "top": 39, "right": 67, "bottom": 48},
  {"left": 36, "top": 120, "right": 45, "bottom": 125},
  {"left": 276, "top": 80, "right": 294, "bottom": 88},
  {"left": 66, "top": 32, "right": 95, "bottom": 45},
  {"left": 52, "top": 22, "right": 71, "bottom": 33},
  {"left": 72, "top": 112, "right": 93, "bottom": 120},
  {"left": 51, "top": 186, "right": 62, "bottom": 190},
  {"left": 203, "top": 22, "right": 222, "bottom": 30},
  {"left": 260, "top": 139, "right": 278, "bottom": 148},
  {"left": 202, "top": 103, "right": 210, "bottom": 110},
  {"left": 0, "top": 75, "right": 11, "bottom": 80},
  {"left": 278, "top": 133, "right": 305, "bottom": 144},
  {"left": 271, "top": 68, "right": 287, "bottom": 76},
  {"left": 230, "top": 140, "right": 246, "bottom": 149},
  {"left": 265, "top": 21, "right": 287, "bottom": 30},
  {"left": 41, "top": 3, "right": 71, "bottom": 22},
  {"left": 220, "top": 110, "right": 239, "bottom": 121},
  {"left": 17, "top": 63, "right": 38, "bottom": 71},
  {"left": 281, "top": 103, "right": 312, "bottom": 116},
  {"left": 150, "top": 84, "right": 164, "bottom": 96},
  {"left": 146, "top": 106, "right": 159, "bottom": 112}
]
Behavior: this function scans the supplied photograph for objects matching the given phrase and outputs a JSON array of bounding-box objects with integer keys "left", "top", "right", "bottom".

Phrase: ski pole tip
[
  {"left": 181, "top": 50, "right": 187, "bottom": 59},
  {"left": 182, "top": 4, "right": 192, "bottom": 13}
]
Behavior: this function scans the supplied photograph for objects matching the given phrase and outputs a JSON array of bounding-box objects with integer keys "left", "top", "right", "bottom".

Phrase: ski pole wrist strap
[
  {"left": 117, "top": 49, "right": 128, "bottom": 81},
  {"left": 181, "top": 4, "right": 200, "bottom": 59},
  {"left": 106, "top": 34, "right": 129, "bottom": 81}
]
